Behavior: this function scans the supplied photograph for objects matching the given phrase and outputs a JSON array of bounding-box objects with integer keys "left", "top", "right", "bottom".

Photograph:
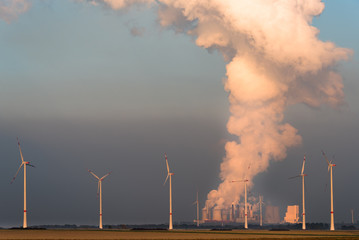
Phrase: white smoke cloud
[
  {"left": 84, "top": 0, "right": 153, "bottom": 10},
  {"left": 85, "top": 0, "right": 352, "bottom": 209},
  {"left": 0, "top": 0, "right": 30, "bottom": 23}
]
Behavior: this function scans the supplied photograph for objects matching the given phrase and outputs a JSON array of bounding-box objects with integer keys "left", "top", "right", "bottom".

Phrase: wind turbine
[
  {"left": 193, "top": 191, "right": 199, "bottom": 227},
  {"left": 163, "top": 153, "right": 174, "bottom": 230},
  {"left": 289, "top": 155, "right": 307, "bottom": 230},
  {"left": 231, "top": 178, "right": 249, "bottom": 229},
  {"left": 322, "top": 150, "right": 336, "bottom": 231},
  {"left": 231, "top": 164, "right": 250, "bottom": 229},
  {"left": 88, "top": 170, "right": 111, "bottom": 229},
  {"left": 11, "top": 138, "right": 35, "bottom": 229}
]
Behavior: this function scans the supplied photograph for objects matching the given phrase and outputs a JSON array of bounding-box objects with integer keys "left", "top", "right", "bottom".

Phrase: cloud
[
  {"left": 130, "top": 26, "right": 145, "bottom": 37},
  {"left": 85, "top": 0, "right": 154, "bottom": 10},
  {"left": 0, "top": 0, "right": 30, "bottom": 23}
]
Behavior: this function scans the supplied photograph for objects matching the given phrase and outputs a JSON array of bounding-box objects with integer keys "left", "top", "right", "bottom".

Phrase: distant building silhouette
[
  {"left": 265, "top": 205, "right": 280, "bottom": 224},
  {"left": 201, "top": 203, "right": 259, "bottom": 223}
]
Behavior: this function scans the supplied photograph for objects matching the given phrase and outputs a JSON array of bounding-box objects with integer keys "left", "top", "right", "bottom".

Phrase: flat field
[{"left": 1, "top": 229, "right": 359, "bottom": 240}]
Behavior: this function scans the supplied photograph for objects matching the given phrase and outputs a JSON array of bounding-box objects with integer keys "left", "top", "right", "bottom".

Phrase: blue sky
[{"left": 0, "top": 0, "right": 358, "bottom": 226}]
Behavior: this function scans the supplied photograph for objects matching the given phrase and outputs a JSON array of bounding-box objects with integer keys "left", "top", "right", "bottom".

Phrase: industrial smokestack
[
  {"left": 259, "top": 196, "right": 263, "bottom": 227},
  {"left": 230, "top": 203, "right": 234, "bottom": 221}
]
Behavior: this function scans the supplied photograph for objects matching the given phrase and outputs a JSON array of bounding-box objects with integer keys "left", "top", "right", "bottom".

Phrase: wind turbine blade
[
  {"left": 88, "top": 169, "right": 99, "bottom": 180},
  {"left": 321, "top": 150, "right": 330, "bottom": 165},
  {"left": 165, "top": 153, "right": 170, "bottom": 173},
  {"left": 100, "top": 171, "right": 112, "bottom": 181},
  {"left": 17, "top": 137, "right": 25, "bottom": 163},
  {"left": 231, "top": 179, "right": 246, "bottom": 183},
  {"left": 163, "top": 174, "right": 169, "bottom": 186},
  {"left": 301, "top": 155, "right": 306, "bottom": 175},
  {"left": 27, "top": 163, "right": 35, "bottom": 168},
  {"left": 11, "top": 163, "right": 24, "bottom": 184},
  {"left": 288, "top": 175, "right": 301, "bottom": 180}
]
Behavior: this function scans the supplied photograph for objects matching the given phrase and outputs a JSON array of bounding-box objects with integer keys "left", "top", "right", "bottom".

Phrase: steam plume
[
  {"left": 88, "top": 0, "right": 352, "bottom": 209},
  {"left": 0, "top": 0, "right": 30, "bottom": 23},
  {"left": 84, "top": 0, "right": 153, "bottom": 10}
]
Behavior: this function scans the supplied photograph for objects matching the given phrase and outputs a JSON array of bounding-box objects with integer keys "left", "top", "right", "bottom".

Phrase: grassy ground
[{"left": 0, "top": 229, "right": 359, "bottom": 240}]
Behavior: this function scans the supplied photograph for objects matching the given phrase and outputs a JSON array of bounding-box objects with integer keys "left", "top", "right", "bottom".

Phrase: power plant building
[
  {"left": 201, "top": 203, "right": 258, "bottom": 223},
  {"left": 284, "top": 205, "right": 300, "bottom": 224},
  {"left": 264, "top": 205, "right": 280, "bottom": 224}
]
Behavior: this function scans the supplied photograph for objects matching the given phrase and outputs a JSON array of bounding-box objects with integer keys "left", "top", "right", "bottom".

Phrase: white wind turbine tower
[
  {"left": 322, "top": 151, "right": 336, "bottom": 231},
  {"left": 163, "top": 153, "right": 174, "bottom": 230},
  {"left": 193, "top": 191, "right": 199, "bottom": 227},
  {"left": 231, "top": 179, "right": 248, "bottom": 229},
  {"left": 289, "top": 155, "right": 307, "bottom": 230},
  {"left": 88, "top": 170, "right": 111, "bottom": 229},
  {"left": 231, "top": 164, "right": 250, "bottom": 229},
  {"left": 11, "top": 138, "right": 35, "bottom": 229}
]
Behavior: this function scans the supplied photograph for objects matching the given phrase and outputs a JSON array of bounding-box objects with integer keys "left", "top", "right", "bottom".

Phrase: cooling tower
[
  {"left": 212, "top": 208, "right": 222, "bottom": 221},
  {"left": 202, "top": 207, "right": 208, "bottom": 221}
]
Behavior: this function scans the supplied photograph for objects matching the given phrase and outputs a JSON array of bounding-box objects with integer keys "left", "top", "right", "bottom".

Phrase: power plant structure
[
  {"left": 259, "top": 195, "right": 263, "bottom": 226},
  {"left": 264, "top": 205, "right": 280, "bottom": 224},
  {"left": 201, "top": 203, "right": 259, "bottom": 224},
  {"left": 284, "top": 205, "right": 300, "bottom": 224}
]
